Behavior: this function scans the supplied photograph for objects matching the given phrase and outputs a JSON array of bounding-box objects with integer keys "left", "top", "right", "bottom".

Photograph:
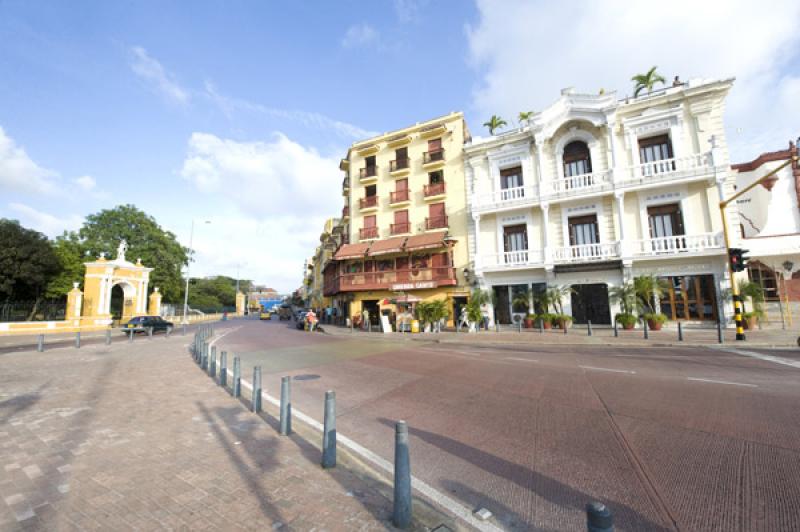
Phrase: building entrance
[{"left": 570, "top": 283, "right": 611, "bottom": 324}]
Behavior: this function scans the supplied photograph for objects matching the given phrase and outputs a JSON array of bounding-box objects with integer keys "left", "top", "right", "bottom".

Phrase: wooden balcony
[
  {"left": 342, "top": 206, "right": 350, "bottom": 218},
  {"left": 390, "top": 222, "right": 411, "bottom": 235},
  {"left": 359, "top": 196, "right": 378, "bottom": 210},
  {"left": 390, "top": 158, "right": 410, "bottom": 173},
  {"left": 359, "top": 166, "right": 378, "bottom": 181},
  {"left": 359, "top": 226, "right": 378, "bottom": 240},
  {"left": 423, "top": 182, "right": 446, "bottom": 198},
  {"left": 425, "top": 216, "right": 448, "bottom": 230},
  {"left": 390, "top": 189, "right": 410, "bottom": 204},
  {"left": 422, "top": 149, "right": 445, "bottom": 165},
  {"left": 324, "top": 266, "right": 457, "bottom": 295}
]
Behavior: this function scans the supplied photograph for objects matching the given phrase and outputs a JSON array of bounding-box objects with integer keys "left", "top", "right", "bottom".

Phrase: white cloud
[
  {"left": 342, "top": 23, "right": 379, "bottom": 48},
  {"left": 130, "top": 46, "right": 190, "bottom": 105},
  {"left": 0, "top": 126, "right": 59, "bottom": 195},
  {"left": 466, "top": 0, "right": 800, "bottom": 160},
  {"left": 73, "top": 175, "right": 96, "bottom": 191},
  {"left": 7, "top": 202, "right": 82, "bottom": 237},
  {"left": 204, "top": 81, "right": 378, "bottom": 139},
  {"left": 178, "top": 132, "right": 344, "bottom": 291}
]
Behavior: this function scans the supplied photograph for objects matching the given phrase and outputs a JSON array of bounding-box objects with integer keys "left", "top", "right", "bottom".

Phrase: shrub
[
  {"left": 615, "top": 313, "right": 637, "bottom": 328},
  {"left": 642, "top": 312, "right": 667, "bottom": 325}
]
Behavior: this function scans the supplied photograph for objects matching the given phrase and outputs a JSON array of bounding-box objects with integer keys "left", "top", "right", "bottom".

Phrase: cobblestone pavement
[{"left": 0, "top": 327, "right": 425, "bottom": 531}]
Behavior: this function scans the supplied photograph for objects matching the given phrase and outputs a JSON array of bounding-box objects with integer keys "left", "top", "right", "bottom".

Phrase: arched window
[{"left": 563, "top": 141, "right": 592, "bottom": 177}]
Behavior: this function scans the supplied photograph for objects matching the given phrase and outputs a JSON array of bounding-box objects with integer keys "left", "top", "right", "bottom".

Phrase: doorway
[
  {"left": 570, "top": 284, "right": 611, "bottom": 324},
  {"left": 493, "top": 285, "right": 511, "bottom": 324},
  {"left": 453, "top": 297, "right": 468, "bottom": 325},
  {"left": 361, "top": 299, "right": 380, "bottom": 326}
]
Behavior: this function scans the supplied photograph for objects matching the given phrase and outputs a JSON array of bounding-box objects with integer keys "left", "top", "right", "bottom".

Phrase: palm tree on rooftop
[
  {"left": 483, "top": 115, "right": 507, "bottom": 135},
  {"left": 631, "top": 66, "right": 666, "bottom": 97},
  {"left": 517, "top": 111, "right": 533, "bottom": 127}
]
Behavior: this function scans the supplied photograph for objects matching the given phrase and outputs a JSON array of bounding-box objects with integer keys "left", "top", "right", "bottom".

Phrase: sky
[{"left": 2, "top": 0, "right": 799, "bottom": 293}]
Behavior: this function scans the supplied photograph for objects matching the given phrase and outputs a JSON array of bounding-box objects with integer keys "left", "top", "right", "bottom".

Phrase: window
[
  {"left": 391, "top": 179, "right": 409, "bottom": 203},
  {"left": 503, "top": 225, "right": 527, "bottom": 252},
  {"left": 365, "top": 184, "right": 376, "bottom": 197},
  {"left": 748, "top": 263, "right": 780, "bottom": 301},
  {"left": 500, "top": 166, "right": 523, "bottom": 189},
  {"left": 658, "top": 275, "right": 718, "bottom": 320},
  {"left": 392, "top": 210, "right": 410, "bottom": 235},
  {"left": 360, "top": 215, "right": 377, "bottom": 239},
  {"left": 639, "top": 134, "right": 673, "bottom": 163},
  {"left": 568, "top": 214, "right": 599, "bottom": 246},
  {"left": 647, "top": 203, "right": 684, "bottom": 238},
  {"left": 395, "top": 147, "right": 408, "bottom": 169},
  {"left": 429, "top": 170, "right": 444, "bottom": 184},
  {"left": 563, "top": 141, "right": 592, "bottom": 177},
  {"left": 427, "top": 202, "right": 447, "bottom": 229}
]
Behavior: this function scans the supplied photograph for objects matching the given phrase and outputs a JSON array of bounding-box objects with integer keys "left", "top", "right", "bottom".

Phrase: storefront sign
[{"left": 391, "top": 281, "right": 436, "bottom": 291}]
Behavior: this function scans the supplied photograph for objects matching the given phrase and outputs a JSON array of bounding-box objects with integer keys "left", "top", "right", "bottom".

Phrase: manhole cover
[{"left": 293, "top": 374, "right": 320, "bottom": 381}]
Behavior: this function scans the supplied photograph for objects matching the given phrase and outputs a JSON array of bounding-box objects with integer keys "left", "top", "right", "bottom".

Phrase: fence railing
[{"left": 0, "top": 301, "right": 66, "bottom": 322}]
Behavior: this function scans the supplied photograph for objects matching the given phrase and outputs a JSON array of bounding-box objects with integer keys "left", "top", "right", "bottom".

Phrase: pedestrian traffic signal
[{"left": 728, "top": 248, "right": 749, "bottom": 272}]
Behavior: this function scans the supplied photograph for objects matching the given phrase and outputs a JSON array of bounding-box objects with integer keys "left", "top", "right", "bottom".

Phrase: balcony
[
  {"left": 389, "top": 189, "right": 410, "bottom": 204},
  {"left": 341, "top": 206, "right": 350, "bottom": 218},
  {"left": 359, "top": 226, "right": 378, "bottom": 240},
  {"left": 425, "top": 216, "right": 448, "bottom": 230},
  {"left": 481, "top": 249, "right": 545, "bottom": 269},
  {"left": 548, "top": 170, "right": 612, "bottom": 197},
  {"left": 618, "top": 153, "right": 713, "bottom": 188},
  {"left": 422, "top": 149, "right": 445, "bottom": 168},
  {"left": 630, "top": 232, "right": 724, "bottom": 258},
  {"left": 327, "top": 266, "right": 457, "bottom": 294},
  {"left": 359, "top": 196, "right": 378, "bottom": 211},
  {"left": 390, "top": 158, "right": 410, "bottom": 175},
  {"left": 359, "top": 166, "right": 378, "bottom": 182},
  {"left": 423, "top": 182, "right": 446, "bottom": 199},
  {"left": 473, "top": 185, "right": 540, "bottom": 213},
  {"left": 553, "top": 242, "right": 620, "bottom": 263},
  {"left": 390, "top": 222, "right": 411, "bottom": 235}
]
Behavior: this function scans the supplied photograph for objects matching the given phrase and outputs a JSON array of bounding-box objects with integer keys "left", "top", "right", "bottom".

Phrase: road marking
[
  {"left": 711, "top": 346, "right": 800, "bottom": 369},
  {"left": 233, "top": 372, "right": 503, "bottom": 532},
  {"left": 687, "top": 377, "right": 758, "bottom": 388},
  {"left": 579, "top": 365, "right": 636, "bottom": 374},
  {"left": 503, "top": 357, "right": 539, "bottom": 363},
  {"left": 208, "top": 327, "right": 241, "bottom": 349}
]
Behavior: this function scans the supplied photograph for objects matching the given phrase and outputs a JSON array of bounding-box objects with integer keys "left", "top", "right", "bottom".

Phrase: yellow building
[{"left": 323, "top": 112, "right": 473, "bottom": 327}]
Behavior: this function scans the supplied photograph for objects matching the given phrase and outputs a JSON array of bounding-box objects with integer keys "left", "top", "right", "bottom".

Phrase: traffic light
[{"left": 728, "top": 248, "right": 750, "bottom": 272}]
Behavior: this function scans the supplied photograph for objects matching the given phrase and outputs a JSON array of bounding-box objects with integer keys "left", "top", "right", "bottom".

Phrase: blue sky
[{"left": 2, "top": 0, "right": 799, "bottom": 292}]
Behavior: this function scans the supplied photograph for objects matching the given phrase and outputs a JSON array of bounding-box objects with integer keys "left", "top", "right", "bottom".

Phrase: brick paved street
[{"left": 0, "top": 324, "right": 443, "bottom": 531}]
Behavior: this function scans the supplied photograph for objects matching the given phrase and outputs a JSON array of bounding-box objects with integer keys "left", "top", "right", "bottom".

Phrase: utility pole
[
  {"left": 719, "top": 147, "right": 798, "bottom": 340},
  {"left": 182, "top": 219, "right": 211, "bottom": 324}
]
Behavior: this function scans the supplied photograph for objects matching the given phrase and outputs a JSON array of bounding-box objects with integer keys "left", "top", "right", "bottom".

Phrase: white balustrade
[
  {"left": 623, "top": 153, "right": 712, "bottom": 184},
  {"left": 474, "top": 185, "right": 538, "bottom": 211},
  {"left": 481, "top": 249, "right": 544, "bottom": 268},
  {"left": 548, "top": 170, "right": 611, "bottom": 195},
  {"left": 552, "top": 242, "right": 620, "bottom": 263},
  {"left": 630, "top": 232, "right": 723, "bottom": 257}
]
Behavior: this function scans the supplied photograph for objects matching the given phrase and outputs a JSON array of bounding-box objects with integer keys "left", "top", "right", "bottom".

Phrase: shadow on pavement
[
  {"left": 0, "top": 381, "right": 49, "bottom": 425},
  {"left": 377, "top": 418, "right": 670, "bottom": 531}
]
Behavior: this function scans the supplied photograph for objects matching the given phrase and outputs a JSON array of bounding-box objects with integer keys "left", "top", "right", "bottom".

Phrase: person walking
[
  {"left": 306, "top": 309, "right": 318, "bottom": 332},
  {"left": 362, "top": 308, "right": 370, "bottom": 332}
]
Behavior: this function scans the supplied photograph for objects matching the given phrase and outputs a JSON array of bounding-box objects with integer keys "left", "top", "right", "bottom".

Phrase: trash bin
[{"left": 411, "top": 320, "right": 420, "bottom": 333}]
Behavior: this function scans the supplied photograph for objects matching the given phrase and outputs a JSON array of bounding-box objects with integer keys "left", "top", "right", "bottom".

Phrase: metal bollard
[
  {"left": 232, "top": 357, "right": 241, "bottom": 397},
  {"left": 280, "top": 376, "right": 292, "bottom": 435},
  {"left": 678, "top": 321, "right": 684, "bottom": 342},
  {"left": 613, "top": 319, "right": 618, "bottom": 338},
  {"left": 563, "top": 320, "right": 568, "bottom": 335},
  {"left": 717, "top": 320, "right": 724, "bottom": 344},
  {"left": 166, "top": 326, "right": 171, "bottom": 338},
  {"left": 252, "top": 366, "right": 262, "bottom": 413},
  {"left": 75, "top": 332, "right": 81, "bottom": 348},
  {"left": 37, "top": 334, "right": 44, "bottom": 352},
  {"left": 539, "top": 319, "right": 543, "bottom": 334},
  {"left": 393, "top": 420, "right": 412, "bottom": 529},
  {"left": 182, "top": 323, "right": 187, "bottom": 336},
  {"left": 643, "top": 319, "right": 649, "bottom": 340},
  {"left": 147, "top": 327, "right": 153, "bottom": 339},
  {"left": 219, "top": 351, "right": 228, "bottom": 386},
  {"left": 105, "top": 329, "right": 112, "bottom": 345},
  {"left": 209, "top": 346, "right": 217, "bottom": 377},
  {"left": 518, "top": 319, "right": 522, "bottom": 333},
  {"left": 201, "top": 342, "right": 209, "bottom": 370},
  {"left": 322, "top": 390, "right": 336, "bottom": 468},
  {"left": 129, "top": 330, "right": 134, "bottom": 343},
  {"left": 587, "top": 320, "right": 593, "bottom": 337},
  {"left": 586, "top": 502, "right": 613, "bottom": 532}
]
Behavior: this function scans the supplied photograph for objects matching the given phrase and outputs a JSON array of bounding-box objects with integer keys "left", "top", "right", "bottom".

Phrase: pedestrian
[
  {"left": 326, "top": 306, "right": 333, "bottom": 324},
  {"left": 306, "top": 309, "right": 318, "bottom": 332},
  {"left": 458, "top": 307, "right": 469, "bottom": 332},
  {"left": 362, "top": 308, "right": 370, "bottom": 331}
]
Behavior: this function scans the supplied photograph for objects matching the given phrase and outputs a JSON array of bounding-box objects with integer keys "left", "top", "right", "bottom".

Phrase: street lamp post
[{"left": 182, "top": 219, "right": 211, "bottom": 324}]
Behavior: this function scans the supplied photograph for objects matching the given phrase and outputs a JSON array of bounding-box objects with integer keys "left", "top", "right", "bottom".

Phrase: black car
[{"left": 121, "top": 316, "right": 174, "bottom": 335}]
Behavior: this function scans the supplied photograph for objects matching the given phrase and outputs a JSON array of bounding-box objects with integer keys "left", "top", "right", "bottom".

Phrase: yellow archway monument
[{"left": 81, "top": 240, "right": 157, "bottom": 325}]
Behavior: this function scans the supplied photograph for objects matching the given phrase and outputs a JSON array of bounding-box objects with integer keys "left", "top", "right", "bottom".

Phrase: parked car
[
  {"left": 294, "top": 309, "right": 309, "bottom": 321},
  {"left": 121, "top": 316, "right": 173, "bottom": 335}
]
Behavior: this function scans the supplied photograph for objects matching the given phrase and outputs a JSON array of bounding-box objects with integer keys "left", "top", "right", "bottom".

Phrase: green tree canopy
[
  {"left": 482, "top": 115, "right": 507, "bottom": 135},
  {"left": 189, "top": 276, "right": 252, "bottom": 310},
  {"left": 631, "top": 66, "right": 666, "bottom": 97},
  {"left": 46, "top": 231, "right": 87, "bottom": 298},
  {"left": 0, "top": 219, "right": 60, "bottom": 301},
  {"left": 76, "top": 205, "right": 189, "bottom": 302}
]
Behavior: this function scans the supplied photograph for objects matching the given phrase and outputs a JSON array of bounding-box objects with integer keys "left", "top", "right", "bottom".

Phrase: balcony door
[
  {"left": 647, "top": 203, "right": 685, "bottom": 251},
  {"left": 428, "top": 202, "right": 446, "bottom": 230},
  {"left": 563, "top": 141, "right": 592, "bottom": 177},
  {"left": 568, "top": 214, "right": 600, "bottom": 259},
  {"left": 393, "top": 209, "right": 409, "bottom": 235},
  {"left": 503, "top": 224, "right": 528, "bottom": 264},
  {"left": 639, "top": 134, "right": 674, "bottom": 175},
  {"left": 499, "top": 165, "right": 524, "bottom": 200}
]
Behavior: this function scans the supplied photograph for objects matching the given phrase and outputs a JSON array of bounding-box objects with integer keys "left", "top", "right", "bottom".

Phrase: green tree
[
  {"left": 631, "top": 66, "right": 666, "bottom": 97},
  {"left": 189, "top": 276, "right": 240, "bottom": 309},
  {"left": 482, "top": 115, "right": 508, "bottom": 135},
  {"left": 76, "top": 205, "right": 189, "bottom": 302},
  {"left": 46, "top": 232, "right": 87, "bottom": 298},
  {"left": 0, "top": 219, "right": 61, "bottom": 305},
  {"left": 609, "top": 282, "right": 637, "bottom": 315},
  {"left": 517, "top": 111, "right": 533, "bottom": 125},
  {"left": 633, "top": 275, "right": 669, "bottom": 314}
]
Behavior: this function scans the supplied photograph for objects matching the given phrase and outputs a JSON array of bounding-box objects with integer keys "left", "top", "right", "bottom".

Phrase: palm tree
[
  {"left": 738, "top": 280, "right": 765, "bottom": 316},
  {"left": 609, "top": 282, "right": 637, "bottom": 315},
  {"left": 511, "top": 288, "right": 531, "bottom": 314},
  {"left": 517, "top": 111, "right": 533, "bottom": 126},
  {"left": 631, "top": 66, "right": 666, "bottom": 97},
  {"left": 633, "top": 275, "right": 669, "bottom": 314},
  {"left": 547, "top": 285, "right": 573, "bottom": 315},
  {"left": 483, "top": 115, "right": 507, "bottom": 135}
]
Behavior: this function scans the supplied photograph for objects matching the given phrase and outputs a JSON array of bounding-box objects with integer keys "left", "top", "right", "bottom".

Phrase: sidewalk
[
  {"left": 0, "top": 333, "right": 446, "bottom": 530},
  {"left": 322, "top": 322, "right": 800, "bottom": 348}
]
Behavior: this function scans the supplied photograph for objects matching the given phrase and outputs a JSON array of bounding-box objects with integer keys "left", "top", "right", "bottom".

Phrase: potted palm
[
  {"left": 466, "top": 296, "right": 483, "bottom": 333},
  {"left": 738, "top": 280, "right": 765, "bottom": 329},
  {"left": 634, "top": 275, "right": 669, "bottom": 330},
  {"left": 415, "top": 301, "right": 432, "bottom": 332},
  {"left": 427, "top": 299, "right": 449, "bottom": 333},
  {"left": 631, "top": 66, "right": 666, "bottom": 97},
  {"left": 534, "top": 289, "right": 555, "bottom": 329},
  {"left": 512, "top": 289, "right": 532, "bottom": 327},
  {"left": 482, "top": 115, "right": 507, "bottom": 135},
  {"left": 548, "top": 285, "right": 574, "bottom": 329},
  {"left": 610, "top": 282, "right": 638, "bottom": 330}
]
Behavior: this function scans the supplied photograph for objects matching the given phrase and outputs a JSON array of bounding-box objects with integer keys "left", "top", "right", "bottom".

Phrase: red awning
[
  {"left": 404, "top": 231, "right": 449, "bottom": 251},
  {"left": 368, "top": 236, "right": 407, "bottom": 256},
  {"left": 333, "top": 242, "right": 371, "bottom": 260}
]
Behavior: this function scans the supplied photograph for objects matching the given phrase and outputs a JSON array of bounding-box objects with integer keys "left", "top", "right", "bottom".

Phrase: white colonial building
[{"left": 465, "top": 78, "right": 741, "bottom": 326}]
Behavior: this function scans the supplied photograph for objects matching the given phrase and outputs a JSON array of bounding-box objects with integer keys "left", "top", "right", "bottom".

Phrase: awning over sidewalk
[
  {"left": 368, "top": 236, "right": 407, "bottom": 256},
  {"left": 404, "top": 231, "right": 449, "bottom": 251},
  {"left": 334, "top": 242, "right": 371, "bottom": 259}
]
